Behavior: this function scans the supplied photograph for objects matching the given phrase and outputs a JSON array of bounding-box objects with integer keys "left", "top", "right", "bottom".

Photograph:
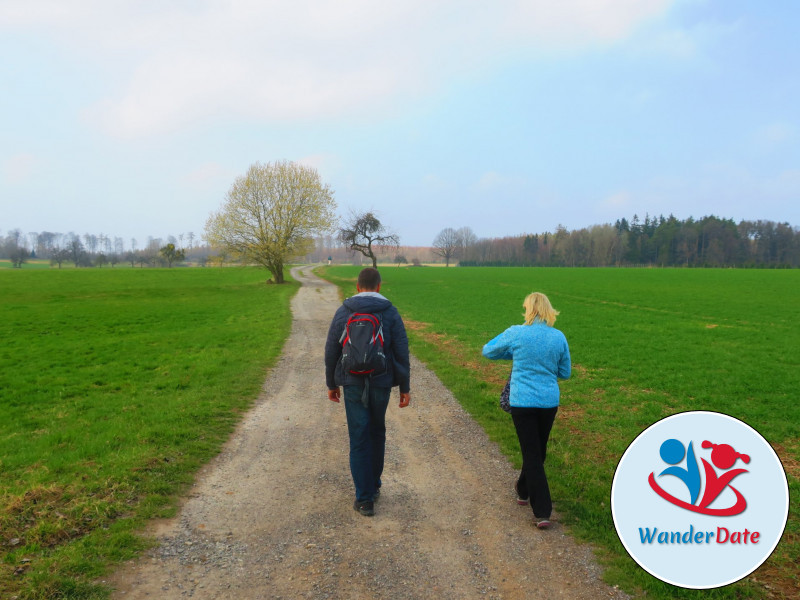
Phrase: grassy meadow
[
  {"left": 0, "top": 260, "right": 54, "bottom": 270},
  {"left": 320, "top": 265, "right": 799, "bottom": 600},
  {"left": 0, "top": 267, "right": 296, "bottom": 598}
]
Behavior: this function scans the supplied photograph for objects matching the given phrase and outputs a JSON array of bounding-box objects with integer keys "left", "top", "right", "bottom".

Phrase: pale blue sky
[{"left": 1, "top": 0, "right": 798, "bottom": 248}]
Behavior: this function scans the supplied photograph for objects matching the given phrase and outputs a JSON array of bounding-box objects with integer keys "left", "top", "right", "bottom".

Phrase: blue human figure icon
[{"left": 658, "top": 439, "right": 701, "bottom": 505}]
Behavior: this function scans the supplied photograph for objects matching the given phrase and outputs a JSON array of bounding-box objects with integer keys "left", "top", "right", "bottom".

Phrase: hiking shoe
[
  {"left": 536, "top": 518, "right": 552, "bottom": 530},
  {"left": 354, "top": 500, "right": 375, "bottom": 517},
  {"left": 514, "top": 482, "right": 529, "bottom": 506}
]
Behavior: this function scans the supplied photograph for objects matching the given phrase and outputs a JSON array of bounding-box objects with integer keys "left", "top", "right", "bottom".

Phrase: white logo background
[{"left": 611, "top": 411, "right": 789, "bottom": 589}]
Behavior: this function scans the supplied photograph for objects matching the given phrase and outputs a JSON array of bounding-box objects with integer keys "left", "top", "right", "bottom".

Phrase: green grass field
[
  {"left": 0, "top": 267, "right": 296, "bottom": 599},
  {"left": 0, "top": 260, "right": 54, "bottom": 270},
  {"left": 320, "top": 266, "right": 799, "bottom": 600}
]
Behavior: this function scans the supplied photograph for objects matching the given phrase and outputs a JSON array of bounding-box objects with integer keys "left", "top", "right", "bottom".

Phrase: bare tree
[
  {"left": 432, "top": 227, "right": 462, "bottom": 266},
  {"left": 124, "top": 251, "right": 137, "bottom": 267},
  {"left": 338, "top": 211, "right": 399, "bottom": 268},
  {"left": 144, "top": 239, "right": 161, "bottom": 267},
  {"left": 9, "top": 246, "right": 28, "bottom": 268},
  {"left": 28, "top": 232, "right": 38, "bottom": 256},
  {"left": 84, "top": 234, "right": 98, "bottom": 254},
  {"left": 5, "top": 228, "right": 23, "bottom": 250},
  {"left": 456, "top": 226, "right": 477, "bottom": 262},
  {"left": 50, "top": 248, "right": 71, "bottom": 269},
  {"left": 38, "top": 231, "right": 59, "bottom": 259},
  {"left": 67, "top": 235, "right": 88, "bottom": 267}
]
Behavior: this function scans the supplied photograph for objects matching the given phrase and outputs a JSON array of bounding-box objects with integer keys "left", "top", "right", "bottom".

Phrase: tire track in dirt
[{"left": 107, "top": 265, "right": 630, "bottom": 599}]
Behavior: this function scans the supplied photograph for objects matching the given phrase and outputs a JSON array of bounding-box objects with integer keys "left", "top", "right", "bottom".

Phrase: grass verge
[{"left": 0, "top": 267, "right": 296, "bottom": 598}]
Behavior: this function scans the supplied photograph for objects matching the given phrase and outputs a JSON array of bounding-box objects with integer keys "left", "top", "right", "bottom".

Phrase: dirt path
[{"left": 108, "top": 266, "right": 630, "bottom": 599}]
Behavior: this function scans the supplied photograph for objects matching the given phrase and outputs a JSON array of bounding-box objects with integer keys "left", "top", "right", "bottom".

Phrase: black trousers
[{"left": 512, "top": 406, "right": 559, "bottom": 519}]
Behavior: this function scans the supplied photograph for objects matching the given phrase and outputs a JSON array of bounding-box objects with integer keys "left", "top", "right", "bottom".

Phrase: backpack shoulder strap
[{"left": 338, "top": 311, "right": 355, "bottom": 344}]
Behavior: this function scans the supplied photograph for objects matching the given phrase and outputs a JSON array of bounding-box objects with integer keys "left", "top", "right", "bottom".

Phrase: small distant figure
[{"left": 328, "top": 256, "right": 332, "bottom": 265}]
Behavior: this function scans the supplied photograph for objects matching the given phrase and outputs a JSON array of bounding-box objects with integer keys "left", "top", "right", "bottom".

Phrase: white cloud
[
  {"left": 498, "top": 0, "right": 673, "bottom": 46},
  {"left": 4, "top": 0, "right": 678, "bottom": 138},
  {"left": 0, "top": 0, "right": 74, "bottom": 25}
]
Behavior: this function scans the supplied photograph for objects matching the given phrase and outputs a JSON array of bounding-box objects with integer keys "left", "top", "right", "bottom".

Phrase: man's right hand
[
  {"left": 399, "top": 393, "right": 410, "bottom": 408},
  {"left": 328, "top": 388, "right": 341, "bottom": 403}
]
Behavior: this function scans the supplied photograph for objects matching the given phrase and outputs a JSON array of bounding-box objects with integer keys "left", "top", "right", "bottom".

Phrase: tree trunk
[{"left": 268, "top": 261, "right": 285, "bottom": 283}]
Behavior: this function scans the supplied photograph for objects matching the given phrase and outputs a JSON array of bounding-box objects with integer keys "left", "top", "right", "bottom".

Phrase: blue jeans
[{"left": 343, "top": 384, "right": 391, "bottom": 502}]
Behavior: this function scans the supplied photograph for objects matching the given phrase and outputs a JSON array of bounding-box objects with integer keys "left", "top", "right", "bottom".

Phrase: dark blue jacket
[{"left": 325, "top": 292, "right": 411, "bottom": 393}]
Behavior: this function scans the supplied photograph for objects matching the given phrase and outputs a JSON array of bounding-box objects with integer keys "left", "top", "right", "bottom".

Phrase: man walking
[{"left": 325, "top": 268, "right": 411, "bottom": 516}]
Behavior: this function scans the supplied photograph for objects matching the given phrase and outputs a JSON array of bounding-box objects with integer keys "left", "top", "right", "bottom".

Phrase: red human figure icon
[{"left": 698, "top": 441, "right": 750, "bottom": 514}]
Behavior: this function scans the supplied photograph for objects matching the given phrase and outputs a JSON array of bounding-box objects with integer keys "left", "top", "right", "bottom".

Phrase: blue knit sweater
[{"left": 482, "top": 322, "right": 571, "bottom": 408}]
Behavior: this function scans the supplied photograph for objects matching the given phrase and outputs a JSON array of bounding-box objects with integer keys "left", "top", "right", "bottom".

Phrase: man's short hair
[{"left": 358, "top": 268, "right": 381, "bottom": 290}]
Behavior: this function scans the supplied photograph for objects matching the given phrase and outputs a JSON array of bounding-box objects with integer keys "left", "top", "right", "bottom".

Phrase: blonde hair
[{"left": 523, "top": 292, "right": 559, "bottom": 326}]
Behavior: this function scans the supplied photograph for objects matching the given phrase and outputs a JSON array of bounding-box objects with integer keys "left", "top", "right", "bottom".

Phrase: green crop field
[
  {"left": 0, "top": 260, "right": 54, "bottom": 270},
  {"left": 0, "top": 267, "right": 296, "bottom": 599},
  {"left": 320, "top": 265, "right": 799, "bottom": 600}
]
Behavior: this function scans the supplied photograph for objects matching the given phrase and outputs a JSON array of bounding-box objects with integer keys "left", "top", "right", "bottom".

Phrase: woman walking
[{"left": 482, "top": 292, "right": 571, "bottom": 529}]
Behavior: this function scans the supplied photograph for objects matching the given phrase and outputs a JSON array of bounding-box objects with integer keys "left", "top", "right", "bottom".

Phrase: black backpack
[{"left": 339, "top": 312, "right": 387, "bottom": 377}]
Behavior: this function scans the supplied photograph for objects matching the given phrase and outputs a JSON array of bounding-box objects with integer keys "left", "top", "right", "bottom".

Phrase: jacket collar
[{"left": 354, "top": 291, "right": 389, "bottom": 301}]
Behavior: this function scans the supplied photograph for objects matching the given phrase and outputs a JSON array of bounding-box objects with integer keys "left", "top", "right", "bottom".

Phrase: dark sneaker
[
  {"left": 354, "top": 500, "right": 375, "bottom": 517},
  {"left": 514, "top": 481, "right": 529, "bottom": 506}
]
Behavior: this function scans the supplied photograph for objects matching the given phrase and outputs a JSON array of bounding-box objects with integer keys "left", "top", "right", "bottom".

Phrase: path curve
[{"left": 108, "top": 265, "right": 630, "bottom": 599}]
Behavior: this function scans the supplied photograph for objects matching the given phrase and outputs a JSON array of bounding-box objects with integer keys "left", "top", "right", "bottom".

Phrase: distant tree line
[
  {"left": 456, "top": 215, "right": 799, "bottom": 268},
  {"left": 0, "top": 229, "right": 210, "bottom": 268},
  {"left": 6, "top": 213, "right": 798, "bottom": 270}
]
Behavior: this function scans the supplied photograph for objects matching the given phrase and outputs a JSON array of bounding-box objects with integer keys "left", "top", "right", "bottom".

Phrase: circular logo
[{"left": 611, "top": 411, "right": 789, "bottom": 589}]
